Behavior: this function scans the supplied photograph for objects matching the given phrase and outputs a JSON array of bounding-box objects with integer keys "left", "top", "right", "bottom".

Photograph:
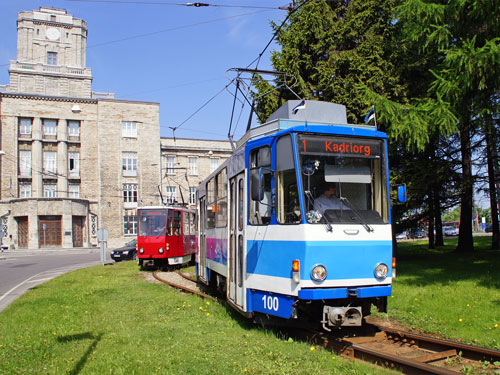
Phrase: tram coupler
[{"left": 322, "top": 306, "right": 362, "bottom": 330}]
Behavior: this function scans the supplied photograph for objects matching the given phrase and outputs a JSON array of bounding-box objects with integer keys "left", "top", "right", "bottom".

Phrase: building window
[
  {"left": 43, "top": 151, "right": 57, "bottom": 175},
  {"left": 123, "top": 183, "right": 138, "bottom": 203},
  {"left": 68, "top": 120, "right": 80, "bottom": 137},
  {"left": 165, "top": 186, "right": 176, "bottom": 204},
  {"left": 43, "top": 119, "right": 57, "bottom": 136},
  {"left": 19, "top": 150, "right": 32, "bottom": 176},
  {"left": 166, "top": 156, "right": 175, "bottom": 175},
  {"left": 69, "top": 152, "right": 80, "bottom": 177},
  {"left": 44, "top": 183, "right": 57, "bottom": 198},
  {"left": 188, "top": 157, "right": 198, "bottom": 176},
  {"left": 122, "top": 152, "right": 137, "bottom": 176},
  {"left": 19, "top": 118, "right": 32, "bottom": 135},
  {"left": 19, "top": 183, "right": 32, "bottom": 198},
  {"left": 69, "top": 184, "right": 80, "bottom": 198},
  {"left": 210, "top": 158, "right": 219, "bottom": 173},
  {"left": 189, "top": 187, "right": 197, "bottom": 205},
  {"left": 122, "top": 121, "right": 137, "bottom": 138},
  {"left": 47, "top": 51, "right": 57, "bottom": 65},
  {"left": 123, "top": 213, "right": 137, "bottom": 235}
]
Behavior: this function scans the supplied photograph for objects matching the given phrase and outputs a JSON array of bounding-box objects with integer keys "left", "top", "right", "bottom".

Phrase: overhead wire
[{"left": 66, "top": 0, "right": 291, "bottom": 10}]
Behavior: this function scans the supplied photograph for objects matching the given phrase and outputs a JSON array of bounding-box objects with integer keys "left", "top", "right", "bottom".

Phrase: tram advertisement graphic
[{"left": 299, "top": 135, "right": 381, "bottom": 157}]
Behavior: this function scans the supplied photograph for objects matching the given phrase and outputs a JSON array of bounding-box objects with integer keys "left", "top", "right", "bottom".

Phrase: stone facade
[
  {"left": 160, "top": 138, "right": 233, "bottom": 209},
  {"left": 0, "top": 6, "right": 231, "bottom": 250}
]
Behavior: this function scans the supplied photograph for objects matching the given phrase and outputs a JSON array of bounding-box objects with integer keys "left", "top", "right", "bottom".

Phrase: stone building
[
  {"left": 160, "top": 138, "right": 233, "bottom": 209},
  {"left": 0, "top": 7, "right": 161, "bottom": 249}
]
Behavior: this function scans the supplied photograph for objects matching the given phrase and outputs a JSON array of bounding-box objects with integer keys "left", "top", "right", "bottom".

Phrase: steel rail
[{"left": 152, "top": 271, "right": 217, "bottom": 301}]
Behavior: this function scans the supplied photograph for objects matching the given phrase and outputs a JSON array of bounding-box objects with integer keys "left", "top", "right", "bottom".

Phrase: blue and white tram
[{"left": 197, "top": 100, "right": 402, "bottom": 330}]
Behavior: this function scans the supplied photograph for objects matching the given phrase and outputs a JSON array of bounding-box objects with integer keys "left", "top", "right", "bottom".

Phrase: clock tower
[{"left": 7, "top": 7, "right": 93, "bottom": 98}]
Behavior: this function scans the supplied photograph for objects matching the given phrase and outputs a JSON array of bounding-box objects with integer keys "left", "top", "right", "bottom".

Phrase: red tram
[{"left": 137, "top": 206, "right": 197, "bottom": 269}]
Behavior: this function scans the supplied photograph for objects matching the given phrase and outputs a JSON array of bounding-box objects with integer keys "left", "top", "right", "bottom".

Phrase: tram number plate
[{"left": 250, "top": 290, "right": 294, "bottom": 319}]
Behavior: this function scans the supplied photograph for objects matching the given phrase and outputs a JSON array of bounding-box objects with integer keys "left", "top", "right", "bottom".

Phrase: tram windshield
[
  {"left": 138, "top": 209, "right": 167, "bottom": 237},
  {"left": 297, "top": 134, "right": 389, "bottom": 225}
]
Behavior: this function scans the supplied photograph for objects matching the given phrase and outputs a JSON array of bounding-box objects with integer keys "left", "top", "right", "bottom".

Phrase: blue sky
[{"left": 0, "top": 0, "right": 287, "bottom": 140}]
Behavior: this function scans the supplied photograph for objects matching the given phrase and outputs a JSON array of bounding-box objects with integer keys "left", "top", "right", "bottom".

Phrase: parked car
[
  {"left": 443, "top": 226, "right": 459, "bottom": 236},
  {"left": 485, "top": 224, "right": 492, "bottom": 233},
  {"left": 413, "top": 230, "right": 426, "bottom": 239},
  {"left": 110, "top": 239, "right": 137, "bottom": 262},
  {"left": 395, "top": 231, "right": 408, "bottom": 240}
]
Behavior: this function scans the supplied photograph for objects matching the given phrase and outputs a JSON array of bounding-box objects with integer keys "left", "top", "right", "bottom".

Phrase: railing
[{"left": 9, "top": 61, "right": 92, "bottom": 77}]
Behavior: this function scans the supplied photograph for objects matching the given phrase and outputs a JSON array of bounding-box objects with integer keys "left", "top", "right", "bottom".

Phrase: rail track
[{"left": 152, "top": 270, "right": 500, "bottom": 374}]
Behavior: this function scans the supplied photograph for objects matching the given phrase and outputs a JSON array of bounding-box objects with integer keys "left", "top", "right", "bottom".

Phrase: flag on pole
[
  {"left": 364, "top": 106, "right": 375, "bottom": 124},
  {"left": 292, "top": 99, "right": 306, "bottom": 114}
]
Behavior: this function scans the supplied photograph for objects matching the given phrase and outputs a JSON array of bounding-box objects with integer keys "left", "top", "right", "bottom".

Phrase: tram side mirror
[{"left": 398, "top": 185, "right": 407, "bottom": 203}]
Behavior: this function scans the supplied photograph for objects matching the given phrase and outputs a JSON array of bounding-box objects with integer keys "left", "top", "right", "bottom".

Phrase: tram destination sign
[{"left": 298, "top": 135, "right": 381, "bottom": 157}]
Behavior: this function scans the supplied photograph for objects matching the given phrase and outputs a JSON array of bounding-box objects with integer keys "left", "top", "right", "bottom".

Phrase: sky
[{"left": 0, "top": 0, "right": 288, "bottom": 140}]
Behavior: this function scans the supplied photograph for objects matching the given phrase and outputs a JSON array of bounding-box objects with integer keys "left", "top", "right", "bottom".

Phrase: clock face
[{"left": 46, "top": 27, "right": 60, "bottom": 41}]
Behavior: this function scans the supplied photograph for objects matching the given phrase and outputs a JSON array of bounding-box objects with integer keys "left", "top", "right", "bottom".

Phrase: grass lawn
[
  {"left": 1, "top": 237, "right": 498, "bottom": 374},
  {"left": 382, "top": 235, "right": 500, "bottom": 349},
  {"left": 0, "top": 262, "right": 395, "bottom": 375}
]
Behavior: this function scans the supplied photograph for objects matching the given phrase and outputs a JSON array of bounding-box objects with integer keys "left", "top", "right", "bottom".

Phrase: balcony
[{"left": 9, "top": 61, "right": 92, "bottom": 78}]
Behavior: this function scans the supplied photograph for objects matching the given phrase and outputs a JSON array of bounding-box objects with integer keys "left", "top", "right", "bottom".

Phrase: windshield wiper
[{"left": 339, "top": 197, "right": 374, "bottom": 233}]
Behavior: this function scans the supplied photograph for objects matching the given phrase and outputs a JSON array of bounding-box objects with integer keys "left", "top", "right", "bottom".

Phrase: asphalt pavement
[{"left": 0, "top": 246, "right": 113, "bottom": 313}]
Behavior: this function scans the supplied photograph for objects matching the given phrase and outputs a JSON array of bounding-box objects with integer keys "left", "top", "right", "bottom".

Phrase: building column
[
  {"left": 32, "top": 118, "right": 43, "bottom": 198},
  {"left": 57, "top": 121, "right": 68, "bottom": 197}
]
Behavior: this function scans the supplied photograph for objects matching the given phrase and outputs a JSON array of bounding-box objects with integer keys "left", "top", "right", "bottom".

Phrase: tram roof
[{"left": 236, "top": 100, "right": 379, "bottom": 149}]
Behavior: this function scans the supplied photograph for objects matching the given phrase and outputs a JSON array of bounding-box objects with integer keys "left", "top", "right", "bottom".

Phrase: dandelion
[
  {"left": 495, "top": 324, "right": 499, "bottom": 328},
  {"left": 53, "top": 332, "right": 57, "bottom": 336},
  {"left": 176, "top": 308, "right": 180, "bottom": 311},
  {"left": 85, "top": 310, "right": 88, "bottom": 314},
  {"left": 206, "top": 313, "right": 210, "bottom": 317},
  {"left": 199, "top": 307, "right": 203, "bottom": 310},
  {"left": 310, "top": 346, "right": 316, "bottom": 351},
  {"left": 332, "top": 356, "right": 336, "bottom": 359},
  {"left": 206, "top": 301, "right": 210, "bottom": 305},
  {"left": 414, "top": 298, "right": 418, "bottom": 302},
  {"left": 466, "top": 304, "right": 470, "bottom": 307},
  {"left": 459, "top": 318, "right": 463, "bottom": 323}
]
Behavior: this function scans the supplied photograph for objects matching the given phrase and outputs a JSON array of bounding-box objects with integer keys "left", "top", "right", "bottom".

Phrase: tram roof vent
[{"left": 266, "top": 100, "right": 348, "bottom": 124}]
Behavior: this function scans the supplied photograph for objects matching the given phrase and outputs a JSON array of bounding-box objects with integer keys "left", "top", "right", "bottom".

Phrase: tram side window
[
  {"left": 183, "top": 211, "right": 190, "bottom": 235},
  {"left": 216, "top": 168, "right": 228, "bottom": 228},
  {"left": 173, "top": 210, "right": 182, "bottom": 235},
  {"left": 249, "top": 146, "right": 272, "bottom": 225},
  {"left": 206, "top": 178, "right": 216, "bottom": 229},
  {"left": 277, "top": 135, "right": 301, "bottom": 224}
]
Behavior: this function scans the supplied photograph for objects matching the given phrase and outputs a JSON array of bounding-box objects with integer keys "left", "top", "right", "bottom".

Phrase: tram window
[
  {"left": 238, "top": 179, "right": 244, "bottom": 230},
  {"left": 173, "top": 210, "right": 182, "bottom": 235},
  {"left": 166, "top": 210, "right": 173, "bottom": 236},
  {"left": 216, "top": 168, "right": 228, "bottom": 228},
  {"left": 277, "top": 135, "right": 301, "bottom": 224},
  {"left": 207, "top": 178, "right": 216, "bottom": 228},
  {"left": 183, "top": 211, "right": 190, "bottom": 235},
  {"left": 249, "top": 146, "right": 272, "bottom": 225}
]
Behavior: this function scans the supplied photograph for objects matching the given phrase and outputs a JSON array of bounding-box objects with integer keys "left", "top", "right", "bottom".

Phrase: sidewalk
[{"left": 0, "top": 246, "right": 101, "bottom": 260}]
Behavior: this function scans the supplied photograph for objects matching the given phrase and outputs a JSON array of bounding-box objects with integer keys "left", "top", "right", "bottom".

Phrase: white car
[
  {"left": 443, "top": 226, "right": 459, "bottom": 236},
  {"left": 395, "top": 231, "right": 408, "bottom": 240}
]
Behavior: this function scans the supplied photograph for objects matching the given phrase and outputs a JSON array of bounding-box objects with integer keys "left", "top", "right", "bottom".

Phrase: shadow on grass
[
  {"left": 57, "top": 332, "right": 103, "bottom": 375},
  {"left": 395, "top": 237, "right": 500, "bottom": 290}
]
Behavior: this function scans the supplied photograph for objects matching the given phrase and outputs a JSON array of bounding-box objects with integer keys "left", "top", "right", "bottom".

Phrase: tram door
[
  {"left": 229, "top": 173, "right": 244, "bottom": 306},
  {"left": 198, "top": 196, "right": 207, "bottom": 282}
]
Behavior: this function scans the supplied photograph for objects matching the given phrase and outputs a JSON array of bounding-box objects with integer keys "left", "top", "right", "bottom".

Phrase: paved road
[{"left": 0, "top": 248, "right": 105, "bottom": 313}]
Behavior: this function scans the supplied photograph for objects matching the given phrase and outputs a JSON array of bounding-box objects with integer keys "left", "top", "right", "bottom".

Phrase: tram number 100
[{"left": 262, "top": 295, "right": 279, "bottom": 312}]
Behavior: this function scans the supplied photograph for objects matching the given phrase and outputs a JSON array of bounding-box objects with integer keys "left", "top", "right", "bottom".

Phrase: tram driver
[{"left": 313, "top": 183, "right": 349, "bottom": 215}]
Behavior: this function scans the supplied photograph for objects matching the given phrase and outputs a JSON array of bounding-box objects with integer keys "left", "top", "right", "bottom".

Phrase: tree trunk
[
  {"left": 456, "top": 116, "right": 474, "bottom": 252},
  {"left": 484, "top": 113, "right": 499, "bottom": 249},
  {"left": 428, "top": 209, "right": 435, "bottom": 249},
  {"left": 434, "top": 187, "right": 444, "bottom": 246}
]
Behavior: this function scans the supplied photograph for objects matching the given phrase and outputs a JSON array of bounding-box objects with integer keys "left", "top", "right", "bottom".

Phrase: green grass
[
  {"left": 382, "top": 236, "right": 500, "bottom": 349},
  {"left": 0, "top": 262, "right": 394, "bottom": 375}
]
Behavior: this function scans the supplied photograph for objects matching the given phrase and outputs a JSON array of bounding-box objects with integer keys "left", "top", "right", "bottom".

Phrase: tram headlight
[
  {"left": 139, "top": 248, "right": 144, "bottom": 254},
  {"left": 159, "top": 248, "right": 164, "bottom": 254},
  {"left": 311, "top": 265, "right": 327, "bottom": 281},
  {"left": 375, "top": 263, "right": 389, "bottom": 279}
]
